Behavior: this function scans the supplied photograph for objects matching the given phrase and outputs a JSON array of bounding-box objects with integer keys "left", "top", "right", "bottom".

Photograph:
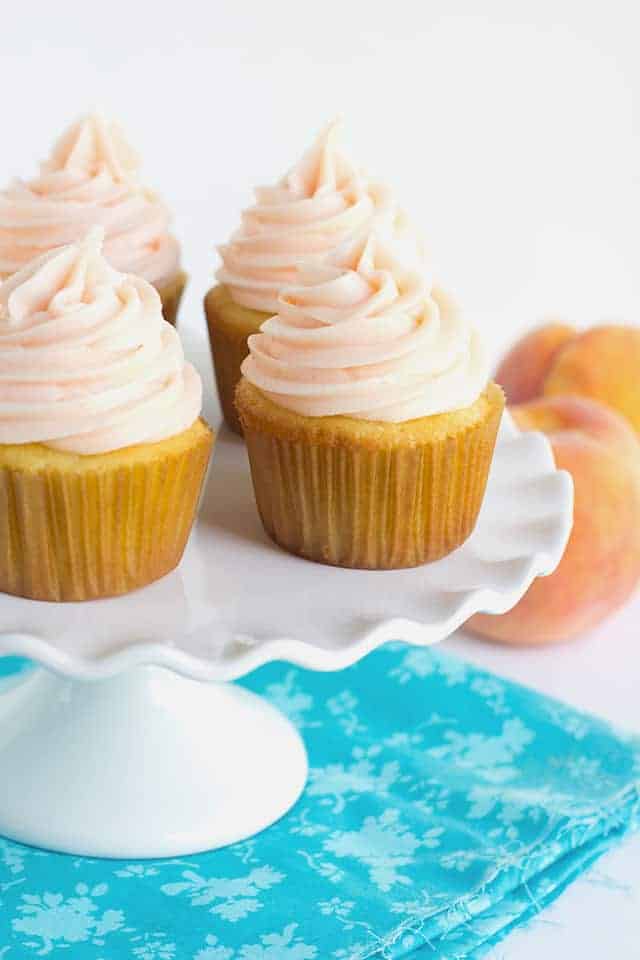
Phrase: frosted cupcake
[
  {"left": 236, "top": 236, "right": 503, "bottom": 569},
  {"left": 0, "top": 114, "right": 186, "bottom": 324},
  {"left": 0, "top": 228, "right": 212, "bottom": 601},
  {"left": 207, "top": 119, "right": 420, "bottom": 433}
]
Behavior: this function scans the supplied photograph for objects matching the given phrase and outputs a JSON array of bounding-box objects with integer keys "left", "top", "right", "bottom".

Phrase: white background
[
  {"left": 2, "top": 1, "right": 640, "bottom": 360},
  {"left": 1, "top": 2, "right": 639, "bottom": 957}
]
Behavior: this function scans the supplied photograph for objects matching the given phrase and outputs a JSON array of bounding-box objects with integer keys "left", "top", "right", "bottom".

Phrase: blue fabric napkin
[{"left": 0, "top": 645, "right": 638, "bottom": 960}]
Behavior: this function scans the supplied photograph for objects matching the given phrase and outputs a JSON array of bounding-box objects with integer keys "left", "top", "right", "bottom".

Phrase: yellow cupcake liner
[
  {"left": 0, "top": 419, "right": 213, "bottom": 601},
  {"left": 238, "top": 382, "right": 504, "bottom": 569},
  {"left": 157, "top": 270, "right": 187, "bottom": 327},
  {"left": 205, "top": 285, "right": 267, "bottom": 435}
]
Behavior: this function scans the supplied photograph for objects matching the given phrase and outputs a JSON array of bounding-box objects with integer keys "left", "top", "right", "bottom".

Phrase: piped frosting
[
  {"left": 0, "top": 114, "right": 180, "bottom": 287},
  {"left": 242, "top": 235, "right": 487, "bottom": 422},
  {"left": 0, "top": 228, "right": 200, "bottom": 454},
  {"left": 217, "top": 119, "right": 421, "bottom": 313}
]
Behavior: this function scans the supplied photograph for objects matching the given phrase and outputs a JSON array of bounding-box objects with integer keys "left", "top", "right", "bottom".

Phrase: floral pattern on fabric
[{"left": 0, "top": 645, "right": 638, "bottom": 959}]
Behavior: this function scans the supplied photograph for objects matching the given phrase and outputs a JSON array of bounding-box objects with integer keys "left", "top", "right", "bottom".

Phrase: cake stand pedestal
[
  {"left": 0, "top": 664, "right": 307, "bottom": 858},
  {"left": 0, "top": 415, "right": 572, "bottom": 858}
]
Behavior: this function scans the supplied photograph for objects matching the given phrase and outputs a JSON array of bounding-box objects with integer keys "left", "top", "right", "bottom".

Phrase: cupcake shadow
[{"left": 197, "top": 425, "right": 281, "bottom": 554}]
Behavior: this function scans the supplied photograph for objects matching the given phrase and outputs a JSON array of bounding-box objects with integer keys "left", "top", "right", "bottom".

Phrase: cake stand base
[{"left": 0, "top": 665, "right": 308, "bottom": 858}]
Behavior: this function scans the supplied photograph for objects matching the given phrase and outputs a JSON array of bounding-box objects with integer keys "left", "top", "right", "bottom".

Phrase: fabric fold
[{"left": 0, "top": 645, "right": 637, "bottom": 959}]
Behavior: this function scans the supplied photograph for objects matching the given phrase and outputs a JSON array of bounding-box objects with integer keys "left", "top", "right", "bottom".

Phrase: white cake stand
[{"left": 0, "top": 414, "right": 572, "bottom": 859}]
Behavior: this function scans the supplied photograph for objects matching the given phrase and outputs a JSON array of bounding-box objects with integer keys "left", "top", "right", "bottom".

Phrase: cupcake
[
  {"left": 206, "top": 119, "right": 421, "bottom": 433},
  {"left": 236, "top": 236, "right": 504, "bottom": 569},
  {"left": 0, "top": 113, "right": 186, "bottom": 325},
  {"left": 0, "top": 228, "right": 212, "bottom": 601}
]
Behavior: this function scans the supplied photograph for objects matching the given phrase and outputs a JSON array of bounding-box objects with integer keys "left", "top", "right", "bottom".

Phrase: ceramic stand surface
[
  {"left": 0, "top": 411, "right": 573, "bottom": 859},
  {"left": 0, "top": 663, "right": 307, "bottom": 858}
]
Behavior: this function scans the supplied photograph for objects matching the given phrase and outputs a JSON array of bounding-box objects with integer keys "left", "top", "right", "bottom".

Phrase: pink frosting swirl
[
  {"left": 0, "top": 114, "right": 180, "bottom": 287},
  {"left": 242, "top": 236, "right": 488, "bottom": 422},
  {"left": 217, "top": 119, "right": 421, "bottom": 313},
  {"left": 0, "top": 229, "right": 201, "bottom": 454}
]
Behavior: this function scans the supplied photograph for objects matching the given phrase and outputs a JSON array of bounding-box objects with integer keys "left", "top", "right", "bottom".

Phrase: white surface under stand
[{"left": 0, "top": 414, "right": 572, "bottom": 858}]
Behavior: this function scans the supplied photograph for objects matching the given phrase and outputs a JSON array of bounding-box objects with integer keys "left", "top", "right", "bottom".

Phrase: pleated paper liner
[
  {"left": 0, "top": 418, "right": 213, "bottom": 602},
  {"left": 157, "top": 270, "right": 188, "bottom": 327},
  {"left": 237, "top": 380, "right": 505, "bottom": 569},
  {"left": 205, "top": 284, "right": 268, "bottom": 435}
]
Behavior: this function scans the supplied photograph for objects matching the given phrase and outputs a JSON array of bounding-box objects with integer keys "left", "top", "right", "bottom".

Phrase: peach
[
  {"left": 468, "top": 395, "right": 640, "bottom": 645},
  {"left": 495, "top": 321, "right": 576, "bottom": 404},
  {"left": 543, "top": 324, "right": 640, "bottom": 437}
]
